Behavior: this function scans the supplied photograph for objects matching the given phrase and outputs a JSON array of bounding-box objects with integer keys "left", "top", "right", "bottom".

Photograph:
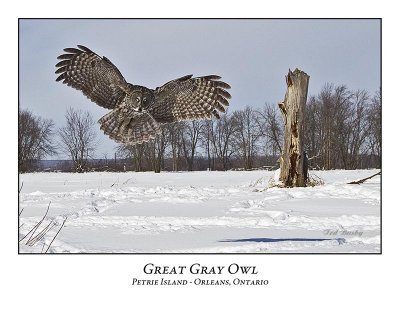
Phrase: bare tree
[
  {"left": 58, "top": 108, "right": 97, "bottom": 172},
  {"left": 367, "top": 90, "right": 382, "bottom": 167},
  {"left": 257, "top": 103, "right": 283, "bottom": 158},
  {"left": 303, "top": 84, "right": 381, "bottom": 170},
  {"left": 304, "top": 95, "right": 322, "bottom": 168},
  {"left": 181, "top": 121, "right": 203, "bottom": 171},
  {"left": 165, "top": 123, "right": 184, "bottom": 172},
  {"left": 210, "top": 111, "right": 236, "bottom": 170},
  {"left": 199, "top": 119, "right": 215, "bottom": 171},
  {"left": 320, "top": 83, "right": 336, "bottom": 169},
  {"left": 19, "top": 109, "right": 57, "bottom": 172},
  {"left": 309, "top": 83, "right": 353, "bottom": 169},
  {"left": 151, "top": 128, "right": 169, "bottom": 173},
  {"left": 117, "top": 144, "right": 146, "bottom": 172},
  {"left": 343, "top": 89, "right": 371, "bottom": 169},
  {"left": 233, "top": 106, "right": 262, "bottom": 170}
]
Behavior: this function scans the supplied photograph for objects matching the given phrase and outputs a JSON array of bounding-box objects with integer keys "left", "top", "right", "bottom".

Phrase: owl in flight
[{"left": 55, "top": 45, "right": 231, "bottom": 144}]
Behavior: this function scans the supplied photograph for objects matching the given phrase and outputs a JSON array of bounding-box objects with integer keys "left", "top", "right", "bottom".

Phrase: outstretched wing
[
  {"left": 98, "top": 108, "right": 161, "bottom": 145},
  {"left": 148, "top": 75, "right": 231, "bottom": 123},
  {"left": 55, "top": 45, "right": 128, "bottom": 109}
]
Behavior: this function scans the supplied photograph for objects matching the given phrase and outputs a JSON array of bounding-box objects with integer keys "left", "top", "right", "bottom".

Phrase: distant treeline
[
  {"left": 33, "top": 156, "right": 281, "bottom": 173},
  {"left": 19, "top": 83, "right": 381, "bottom": 173}
]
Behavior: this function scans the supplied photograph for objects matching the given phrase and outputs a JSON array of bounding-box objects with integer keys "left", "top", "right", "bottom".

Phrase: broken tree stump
[{"left": 278, "top": 68, "right": 310, "bottom": 187}]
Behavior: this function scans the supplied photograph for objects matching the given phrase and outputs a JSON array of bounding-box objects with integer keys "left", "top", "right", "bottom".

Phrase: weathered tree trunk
[{"left": 278, "top": 68, "right": 310, "bottom": 187}]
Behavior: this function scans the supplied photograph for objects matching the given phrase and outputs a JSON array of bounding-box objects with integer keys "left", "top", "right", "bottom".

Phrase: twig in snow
[
  {"left": 26, "top": 221, "right": 55, "bottom": 246},
  {"left": 19, "top": 182, "right": 24, "bottom": 194},
  {"left": 45, "top": 218, "right": 67, "bottom": 253},
  {"left": 347, "top": 171, "right": 381, "bottom": 185},
  {"left": 19, "top": 202, "right": 51, "bottom": 243},
  {"left": 111, "top": 177, "right": 119, "bottom": 187},
  {"left": 307, "top": 173, "right": 325, "bottom": 187},
  {"left": 122, "top": 178, "right": 132, "bottom": 185}
]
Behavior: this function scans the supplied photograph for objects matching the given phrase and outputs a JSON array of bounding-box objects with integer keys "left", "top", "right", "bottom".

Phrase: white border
[{"left": 4, "top": 1, "right": 399, "bottom": 307}]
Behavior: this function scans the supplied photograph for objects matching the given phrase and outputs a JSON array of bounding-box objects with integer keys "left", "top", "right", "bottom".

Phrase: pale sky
[{"left": 19, "top": 19, "right": 380, "bottom": 159}]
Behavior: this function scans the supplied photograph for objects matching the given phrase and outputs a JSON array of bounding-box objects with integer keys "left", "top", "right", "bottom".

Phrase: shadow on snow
[{"left": 219, "top": 237, "right": 346, "bottom": 244}]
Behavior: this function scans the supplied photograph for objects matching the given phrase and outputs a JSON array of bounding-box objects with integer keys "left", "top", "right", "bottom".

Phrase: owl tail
[{"left": 98, "top": 108, "right": 162, "bottom": 144}]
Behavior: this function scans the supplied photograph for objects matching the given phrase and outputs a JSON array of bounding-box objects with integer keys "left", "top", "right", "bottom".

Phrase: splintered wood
[{"left": 279, "top": 69, "right": 310, "bottom": 187}]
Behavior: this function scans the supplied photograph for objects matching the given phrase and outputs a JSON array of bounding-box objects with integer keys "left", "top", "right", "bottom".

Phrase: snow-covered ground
[{"left": 18, "top": 169, "right": 380, "bottom": 253}]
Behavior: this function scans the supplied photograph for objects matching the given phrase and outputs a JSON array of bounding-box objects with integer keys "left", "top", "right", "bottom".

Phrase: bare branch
[
  {"left": 45, "top": 218, "right": 67, "bottom": 253},
  {"left": 347, "top": 171, "right": 381, "bottom": 185},
  {"left": 19, "top": 202, "right": 51, "bottom": 243}
]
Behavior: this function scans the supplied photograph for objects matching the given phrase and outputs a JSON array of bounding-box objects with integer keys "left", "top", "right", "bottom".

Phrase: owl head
[{"left": 127, "top": 85, "right": 154, "bottom": 112}]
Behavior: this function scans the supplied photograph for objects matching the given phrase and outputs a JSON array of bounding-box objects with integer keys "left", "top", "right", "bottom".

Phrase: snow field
[{"left": 19, "top": 169, "right": 380, "bottom": 253}]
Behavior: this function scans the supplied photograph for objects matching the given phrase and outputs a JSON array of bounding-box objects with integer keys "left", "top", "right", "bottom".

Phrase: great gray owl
[{"left": 55, "top": 45, "right": 231, "bottom": 144}]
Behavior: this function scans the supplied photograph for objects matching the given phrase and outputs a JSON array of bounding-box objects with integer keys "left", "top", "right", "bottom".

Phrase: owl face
[{"left": 128, "top": 86, "right": 154, "bottom": 112}]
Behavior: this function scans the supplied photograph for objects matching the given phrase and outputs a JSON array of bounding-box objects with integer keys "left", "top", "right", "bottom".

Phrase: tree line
[
  {"left": 19, "top": 84, "right": 381, "bottom": 173},
  {"left": 304, "top": 85, "right": 381, "bottom": 169}
]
